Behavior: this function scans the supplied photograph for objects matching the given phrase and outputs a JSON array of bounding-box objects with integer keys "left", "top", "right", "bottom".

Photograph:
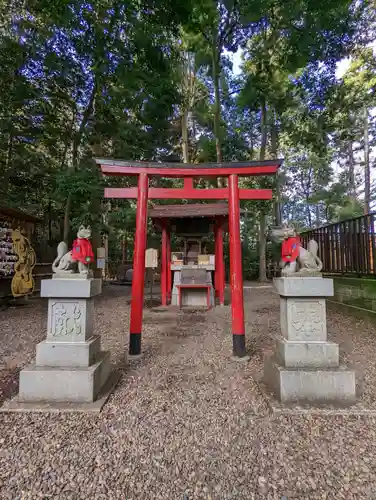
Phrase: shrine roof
[
  {"left": 149, "top": 203, "right": 243, "bottom": 219},
  {"left": 0, "top": 205, "right": 42, "bottom": 223},
  {"left": 96, "top": 158, "right": 282, "bottom": 177}
]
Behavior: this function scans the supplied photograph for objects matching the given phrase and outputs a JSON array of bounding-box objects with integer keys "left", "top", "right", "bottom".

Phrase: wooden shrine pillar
[
  {"left": 184, "top": 177, "right": 194, "bottom": 189},
  {"left": 166, "top": 226, "right": 172, "bottom": 303},
  {"left": 129, "top": 172, "right": 148, "bottom": 355},
  {"left": 215, "top": 217, "right": 225, "bottom": 306},
  {"left": 228, "top": 174, "right": 246, "bottom": 357},
  {"left": 161, "top": 222, "right": 168, "bottom": 306},
  {"left": 214, "top": 223, "right": 219, "bottom": 299}
]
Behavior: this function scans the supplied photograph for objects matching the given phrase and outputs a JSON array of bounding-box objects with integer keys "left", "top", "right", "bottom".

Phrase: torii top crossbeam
[
  {"left": 97, "top": 158, "right": 280, "bottom": 176},
  {"left": 96, "top": 157, "right": 282, "bottom": 358}
]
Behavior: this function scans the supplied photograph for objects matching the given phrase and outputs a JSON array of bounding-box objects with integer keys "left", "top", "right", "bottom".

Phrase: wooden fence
[{"left": 300, "top": 213, "right": 376, "bottom": 276}]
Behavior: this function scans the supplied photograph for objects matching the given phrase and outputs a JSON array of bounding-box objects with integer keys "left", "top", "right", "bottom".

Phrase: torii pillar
[
  {"left": 161, "top": 221, "right": 168, "bottom": 307},
  {"left": 229, "top": 174, "right": 246, "bottom": 357},
  {"left": 129, "top": 172, "right": 148, "bottom": 355},
  {"left": 215, "top": 216, "right": 225, "bottom": 306}
]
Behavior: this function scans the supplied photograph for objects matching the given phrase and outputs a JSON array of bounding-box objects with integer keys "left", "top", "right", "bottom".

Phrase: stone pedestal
[
  {"left": 18, "top": 278, "right": 112, "bottom": 404},
  {"left": 264, "top": 277, "right": 356, "bottom": 404}
]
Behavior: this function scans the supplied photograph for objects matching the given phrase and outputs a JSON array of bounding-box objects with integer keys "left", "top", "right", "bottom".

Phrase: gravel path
[{"left": 1, "top": 285, "right": 376, "bottom": 499}]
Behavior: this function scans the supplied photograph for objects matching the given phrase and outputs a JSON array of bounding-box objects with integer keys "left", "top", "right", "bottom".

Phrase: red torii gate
[{"left": 96, "top": 159, "right": 282, "bottom": 358}]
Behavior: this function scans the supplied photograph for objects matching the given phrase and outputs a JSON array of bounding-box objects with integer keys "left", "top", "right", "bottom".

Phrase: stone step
[
  {"left": 19, "top": 351, "right": 111, "bottom": 403},
  {"left": 35, "top": 336, "right": 101, "bottom": 368},
  {"left": 275, "top": 337, "right": 339, "bottom": 368},
  {"left": 264, "top": 355, "right": 356, "bottom": 404}
]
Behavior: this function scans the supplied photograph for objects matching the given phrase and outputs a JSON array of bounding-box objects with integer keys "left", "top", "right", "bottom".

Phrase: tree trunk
[
  {"left": 60, "top": 112, "right": 76, "bottom": 170},
  {"left": 182, "top": 109, "right": 189, "bottom": 163},
  {"left": 259, "top": 213, "right": 268, "bottom": 282},
  {"left": 315, "top": 204, "right": 320, "bottom": 227},
  {"left": 347, "top": 141, "right": 356, "bottom": 201},
  {"left": 3, "top": 127, "right": 14, "bottom": 197},
  {"left": 212, "top": 51, "right": 222, "bottom": 163},
  {"left": 270, "top": 107, "right": 281, "bottom": 226},
  {"left": 270, "top": 108, "right": 277, "bottom": 157},
  {"left": 63, "top": 84, "right": 97, "bottom": 243},
  {"left": 291, "top": 204, "right": 296, "bottom": 223},
  {"left": 211, "top": 39, "right": 223, "bottom": 187},
  {"left": 258, "top": 99, "right": 268, "bottom": 282},
  {"left": 48, "top": 199, "right": 52, "bottom": 244},
  {"left": 306, "top": 201, "right": 312, "bottom": 227},
  {"left": 122, "top": 235, "right": 127, "bottom": 264},
  {"left": 250, "top": 135, "right": 254, "bottom": 160},
  {"left": 260, "top": 99, "right": 267, "bottom": 161},
  {"left": 364, "top": 106, "right": 370, "bottom": 214},
  {"left": 63, "top": 198, "right": 72, "bottom": 244}
]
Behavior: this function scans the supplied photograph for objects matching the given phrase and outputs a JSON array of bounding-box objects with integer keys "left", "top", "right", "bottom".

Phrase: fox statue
[
  {"left": 52, "top": 225, "right": 94, "bottom": 276},
  {"left": 268, "top": 225, "right": 323, "bottom": 277}
]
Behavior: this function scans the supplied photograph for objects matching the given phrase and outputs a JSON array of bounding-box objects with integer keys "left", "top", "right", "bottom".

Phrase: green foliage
[
  {"left": 336, "top": 198, "right": 365, "bottom": 221},
  {"left": 0, "top": 0, "right": 375, "bottom": 274},
  {"left": 0, "top": 0, "right": 191, "bottom": 247}
]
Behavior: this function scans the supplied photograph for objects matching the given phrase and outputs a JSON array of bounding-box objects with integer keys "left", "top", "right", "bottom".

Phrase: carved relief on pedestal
[
  {"left": 50, "top": 300, "right": 84, "bottom": 338},
  {"left": 286, "top": 299, "right": 326, "bottom": 341},
  {"left": 291, "top": 300, "right": 324, "bottom": 333}
]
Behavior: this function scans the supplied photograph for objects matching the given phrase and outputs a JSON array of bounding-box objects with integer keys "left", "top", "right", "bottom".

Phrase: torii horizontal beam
[
  {"left": 104, "top": 187, "right": 273, "bottom": 200},
  {"left": 97, "top": 158, "right": 281, "bottom": 177}
]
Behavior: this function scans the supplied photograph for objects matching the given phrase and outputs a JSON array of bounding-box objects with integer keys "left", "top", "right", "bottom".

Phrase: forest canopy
[{"left": 1, "top": 0, "right": 375, "bottom": 276}]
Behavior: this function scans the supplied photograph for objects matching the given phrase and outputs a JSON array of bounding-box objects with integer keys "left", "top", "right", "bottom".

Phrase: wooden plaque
[{"left": 145, "top": 248, "right": 158, "bottom": 268}]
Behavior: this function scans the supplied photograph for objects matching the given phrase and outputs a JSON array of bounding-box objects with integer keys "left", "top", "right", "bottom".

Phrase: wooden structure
[
  {"left": 301, "top": 213, "right": 376, "bottom": 276},
  {"left": 0, "top": 206, "right": 40, "bottom": 241},
  {"left": 149, "top": 202, "right": 235, "bottom": 309},
  {"left": 96, "top": 159, "right": 281, "bottom": 358}
]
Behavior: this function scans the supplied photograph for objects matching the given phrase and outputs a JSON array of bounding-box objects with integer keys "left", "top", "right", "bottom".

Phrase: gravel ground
[{"left": 1, "top": 284, "right": 376, "bottom": 499}]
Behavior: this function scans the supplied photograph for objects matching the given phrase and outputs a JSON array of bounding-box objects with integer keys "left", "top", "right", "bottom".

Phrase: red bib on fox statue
[
  {"left": 281, "top": 236, "right": 300, "bottom": 263},
  {"left": 71, "top": 237, "right": 94, "bottom": 265}
]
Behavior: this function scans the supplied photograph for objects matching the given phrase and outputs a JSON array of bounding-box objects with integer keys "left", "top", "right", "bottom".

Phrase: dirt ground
[{"left": 1, "top": 284, "right": 376, "bottom": 499}]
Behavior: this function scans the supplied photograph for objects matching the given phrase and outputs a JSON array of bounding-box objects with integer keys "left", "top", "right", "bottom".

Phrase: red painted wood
[
  {"left": 228, "top": 174, "right": 245, "bottom": 349},
  {"left": 215, "top": 218, "right": 225, "bottom": 306},
  {"left": 100, "top": 164, "right": 278, "bottom": 177},
  {"left": 104, "top": 187, "right": 273, "bottom": 200},
  {"left": 214, "top": 222, "right": 219, "bottom": 300},
  {"left": 161, "top": 223, "right": 167, "bottom": 306},
  {"left": 184, "top": 177, "right": 194, "bottom": 189},
  {"left": 166, "top": 228, "right": 172, "bottom": 303},
  {"left": 129, "top": 172, "right": 148, "bottom": 354}
]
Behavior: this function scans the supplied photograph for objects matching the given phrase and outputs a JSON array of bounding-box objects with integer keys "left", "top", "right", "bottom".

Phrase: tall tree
[
  {"left": 184, "top": 0, "right": 253, "bottom": 169},
  {"left": 0, "top": 0, "right": 191, "bottom": 243}
]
